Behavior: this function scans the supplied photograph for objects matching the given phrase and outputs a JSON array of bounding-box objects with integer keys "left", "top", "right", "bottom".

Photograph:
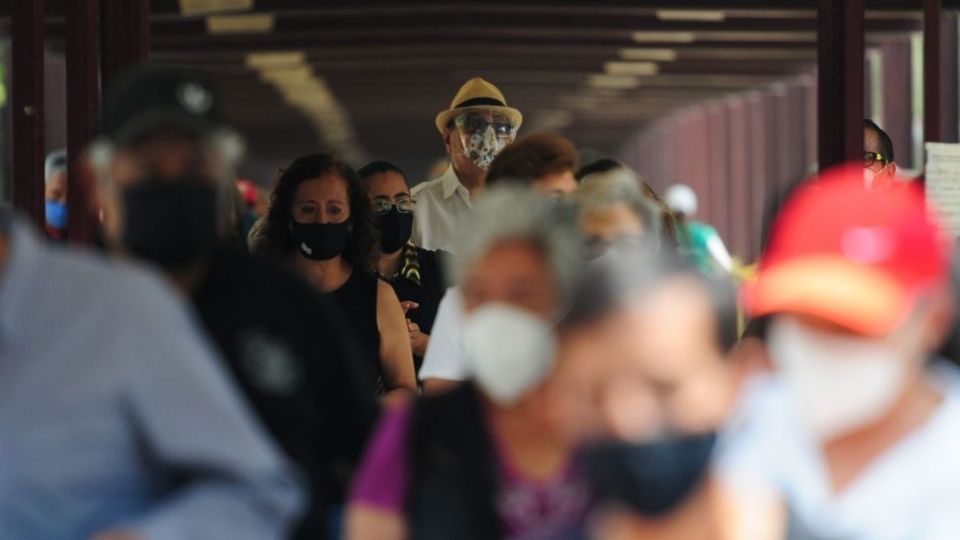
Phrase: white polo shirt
[
  {"left": 411, "top": 165, "right": 474, "bottom": 252},
  {"left": 718, "top": 363, "right": 960, "bottom": 540},
  {"left": 417, "top": 287, "right": 469, "bottom": 382}
]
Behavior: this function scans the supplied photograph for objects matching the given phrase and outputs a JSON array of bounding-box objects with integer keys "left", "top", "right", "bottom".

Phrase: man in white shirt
[
  {"left": 411, "top": 77, "right": 522, "bottom": 252},
  {"left": 723, "top": 165, "right": 960, "bottom": 539}
]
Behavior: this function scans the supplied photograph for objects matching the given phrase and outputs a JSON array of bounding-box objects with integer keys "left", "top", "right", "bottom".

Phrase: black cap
[{"left": 100, "top": 66, "right": 225, "bottom": 145}]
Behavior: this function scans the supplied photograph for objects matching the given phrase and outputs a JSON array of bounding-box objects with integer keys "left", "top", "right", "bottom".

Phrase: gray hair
[
  {"left": 45, "top": 149, "right": 67, "bottom": 182},
  {"left": 571, "top": 167, "right": 662, "bottom": 240},
  {"left": 449, "top": 185, "right": 583, "bottom": 312}
]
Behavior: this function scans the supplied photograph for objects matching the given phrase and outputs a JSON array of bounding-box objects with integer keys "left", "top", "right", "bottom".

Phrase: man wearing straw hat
[{"left": 411, "top": 77, "right": 522, "bottom": 252}]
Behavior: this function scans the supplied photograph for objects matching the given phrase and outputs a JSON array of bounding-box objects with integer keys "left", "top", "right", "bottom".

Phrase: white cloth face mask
[
  {"left": 458, "top": 124, "right": 511, "bottom": 170},
  {"left": 768, "top": 316, "right": 910, "bottom": 441},
  {"left": 462, "top": 303, "right": 557, "bottom": 405}
]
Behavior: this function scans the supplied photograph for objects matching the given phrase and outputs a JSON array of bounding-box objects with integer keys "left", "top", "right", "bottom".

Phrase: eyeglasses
[
  {"left": 863, "top": 151, "right": 889, "bottom": 168},
  {"left": 373, "top": 197, "right": 416, "bottom": 215},
  {"left": 454, "top": 113, "right": 516, "bottom": 138}
]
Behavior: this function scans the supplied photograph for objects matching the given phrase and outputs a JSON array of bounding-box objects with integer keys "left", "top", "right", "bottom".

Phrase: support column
[
  {"left": 101, "top": 0, "right": 151, "bottom": 85},
  {"left": 65, "top": 0, "right": 101, "bottom": 243},
  {"left": 817, "top": 0, "right": 864, "bottom": 170},
  {"left": 924, "top": 0, "right": 943, "bottom": 144},
  {"left": 11, "top": 0, "right": 45, "bottom": 228}
]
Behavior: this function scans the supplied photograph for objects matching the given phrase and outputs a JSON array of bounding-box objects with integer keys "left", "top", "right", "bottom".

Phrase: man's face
[
  {"left": 443, "top": 108, "right": 517, "bottom": 175},
  {"left": 864, "top": 128, "right": 897, "bottom": 183},
  {"left": 45, "top": 172, "right": 68, "bottom": 205},
  {"left": 100, "top": 132, "right": 220, "bottom": 249}
]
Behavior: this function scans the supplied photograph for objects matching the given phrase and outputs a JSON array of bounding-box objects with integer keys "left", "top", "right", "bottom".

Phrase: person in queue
[
  {"left": 577, "top": 158, "right": 679, "bottom": 248},
  {"left": 726, "top": 165, "right": 960, "bottom": 538},
  {"left": 665, "top": 183, "right": 733, "bottom": 276},
  {"left": 569, "top": 165, "right": 662, "bottom": 258},
  {"left": 411, "top": 77, "right": 522, "bottom": 252},
  {"left": 347, "top": 186, "right": 611, "bottom": 539},
  {"left": 358, "top": 160, "right": 448, "bottom": 372},
  {"left": 44, "top": 149, "right": 69, "bottom": 240},
  {"left": 567, "top": 256, "right": 785, "bottom": 539},
  {"left": 89, "top": 66, "right": 379, "bottom": 539},
  {"left": 484, "top": 131, "right": 580, "bottom": 197},
  {"left": 0, "top": 162, "right": 302, "bottom": 537},
  {"left": 864, "top": 119, "right": 898, "bottom": 187},
  {"left": 418, "top": 132, "right": 580, "bottom": 393},
  {"left": 255, "top": 152, "right": 417, "bottom": 398}
]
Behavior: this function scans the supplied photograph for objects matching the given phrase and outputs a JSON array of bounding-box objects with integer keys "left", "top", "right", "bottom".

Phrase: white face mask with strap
[
  {"left": 768, "top": 316, "right": 915, "bottom": 441},
  {"left": 462, "top": 303, "right": 557, "bottom": 405}
]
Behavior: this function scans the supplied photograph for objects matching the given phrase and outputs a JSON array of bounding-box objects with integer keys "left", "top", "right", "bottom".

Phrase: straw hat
[{"left": 435, "top": 77, "right": 523, "bottom": 134}]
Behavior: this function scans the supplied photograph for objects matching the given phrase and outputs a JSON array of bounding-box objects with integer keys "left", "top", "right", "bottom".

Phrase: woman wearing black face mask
[
  {"left": 254, "top": 153, "right": 417, "bottom": 400},
  {"left": 358, "top": 161, "right": 449, "bottom": 372}
]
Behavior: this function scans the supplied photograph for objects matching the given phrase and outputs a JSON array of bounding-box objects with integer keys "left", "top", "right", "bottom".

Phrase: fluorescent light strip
[
  {"left": 618, "top": 48, "right": 679, "bottom": 62},
  {"left": 655, "top": 10, "right": 726, "bottom": 22},
  {"left": 179, "top": 0, "right": 253, "bottom": 16},
  {"left": 632, "top": 31, "right": 696, "bottom": 43},
  {"left": 588, "top": 75, "right": 639, "bottom": 90},
  {"left": 694, "top": 31, "right": 816, "bottom": 42},
  {"left": 246, "top": 51, "right": 306, "bottom": 69},
  {"left": 207, "top": 14, "right": 275, "bottom": 34},
  {"left": 604, "top": 61, "right": 660, "bottom": 76}
]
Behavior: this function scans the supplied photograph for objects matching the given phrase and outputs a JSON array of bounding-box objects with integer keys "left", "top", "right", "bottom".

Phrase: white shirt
[
  {"left": 418, "top": 287, "right": 469, "bottom": 381},
  {"left": 411, "top": 165, "right": 474, "bottom": 252},
  {"left": 718, "top": 364, "right": 960, "bottom": 540}
]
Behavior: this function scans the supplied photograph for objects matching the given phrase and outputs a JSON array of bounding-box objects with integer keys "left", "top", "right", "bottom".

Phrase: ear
[{"left": 888, "top": 162, "right": 898, "bottom": 178}]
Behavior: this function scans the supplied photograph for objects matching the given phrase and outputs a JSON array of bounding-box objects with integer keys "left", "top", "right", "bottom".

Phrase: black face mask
[
  {"left": 289, "top": 220, "right": 351, "bottom": 261},
  {"left": 377, "top": 207, "right": 414, "bottom": 254},
  {"left": 122, "top": 179, "right": 220, "bottom": 271},
  {"left": 580, "top": 432, "right": 717, "bottom": 517}
]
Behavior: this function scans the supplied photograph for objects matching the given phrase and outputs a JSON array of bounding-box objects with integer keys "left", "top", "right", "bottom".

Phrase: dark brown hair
[
  {"left": 255, "top": 152, "right": 378, "bottom": 272},
  {"left": 486, "top": 132, "right": 579, "bottom": 187}
]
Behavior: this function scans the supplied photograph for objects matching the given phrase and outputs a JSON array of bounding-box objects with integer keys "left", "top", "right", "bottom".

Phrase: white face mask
[
  {"left": 768, "top": 317, "right": 909, "bottom": 441},
  {"left": 462, "top": 303, "right": 557, "bottom": 405},
  {"left": 460, "top": 124, "right": 510, "bottom": 170}
]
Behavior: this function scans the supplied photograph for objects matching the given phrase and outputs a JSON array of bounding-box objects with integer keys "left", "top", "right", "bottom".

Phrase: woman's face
[
  {"left": 461, "top": 239, "right": 558, "bottom": 320},
  {"left": 291, "top": 174, "right": 350, "bottom": 225}
]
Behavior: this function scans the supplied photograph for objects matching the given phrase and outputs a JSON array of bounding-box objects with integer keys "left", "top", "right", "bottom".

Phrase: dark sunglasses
[{"left": 863, "top": 151, "right": 889, "bottom": 168}]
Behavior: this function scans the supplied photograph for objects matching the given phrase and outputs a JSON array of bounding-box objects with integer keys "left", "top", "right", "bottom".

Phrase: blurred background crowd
[{"left": 3, "top": 2, "right": 960, "bottom": 540}]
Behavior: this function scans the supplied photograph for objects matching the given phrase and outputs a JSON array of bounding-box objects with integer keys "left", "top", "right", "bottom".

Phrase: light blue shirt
[{"left": 0, "top": 217, "right": 303, "bottom": 539}]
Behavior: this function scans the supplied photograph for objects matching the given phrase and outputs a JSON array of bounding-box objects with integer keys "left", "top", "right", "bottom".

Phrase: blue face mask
[{"left": 45, "top": 201, "right": 68, "bottom": 230}]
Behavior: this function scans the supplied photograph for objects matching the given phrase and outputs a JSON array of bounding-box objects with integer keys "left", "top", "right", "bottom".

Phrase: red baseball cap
[{"left": 743, "top": 165, "right": 951, "bottom": 336}]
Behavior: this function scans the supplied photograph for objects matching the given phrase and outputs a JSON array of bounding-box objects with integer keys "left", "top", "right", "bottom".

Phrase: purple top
[{"left": 350, "top": 402, "right": 593, "bottom": 539}]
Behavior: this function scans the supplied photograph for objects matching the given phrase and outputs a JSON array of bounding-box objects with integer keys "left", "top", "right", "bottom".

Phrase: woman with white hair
[
  {"left": 345, "top": 186, "right": 614, "bottom": 539},
  {"left": 571, "top": 166, "right": 662, "bottom": 258}
]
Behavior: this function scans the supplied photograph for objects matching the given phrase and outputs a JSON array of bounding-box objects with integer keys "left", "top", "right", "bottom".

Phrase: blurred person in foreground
[
  {"left": 575, "top": 257, "right": 783, "bottom": 540},
  {"left": 254, "top": 152, "right": 417, "bottom": 399},
  {"left": 358, "top": 160, "right": 449, "bottom": 372},
  {"left": 44, "top": 149, "right": 69, "bottom": 240},
  {"left": 90, "top": 66, "right": 378, "bottom": 539},
  {"left": 665, "top": 183, "right": 733, "bottom": 277},
  {"left": 347, "top": 187, "right": 608, "bottom": 539},
  {"left": 412, "top": 77, "right": 521, "bottom": 252},
  {"left": 484, "top": 131, "right": 580, "bottom": 197},
  {"left": 417, "top": 132, "right": 579, "bottom": 393},
  {"left": 725, "top": 165, "right": 959, "bottom": 538},
  {"left": 569, "top": 165, "right": 662, "bottom": 259}
]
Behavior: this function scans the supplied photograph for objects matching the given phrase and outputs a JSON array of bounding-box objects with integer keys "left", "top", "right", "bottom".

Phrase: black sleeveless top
[{"left": 328, "top": 270, "right": 383, "bottom": 394}]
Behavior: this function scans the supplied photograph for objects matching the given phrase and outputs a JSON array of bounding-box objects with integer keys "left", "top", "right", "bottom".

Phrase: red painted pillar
[
  {"left": 924, "top": 0, "right": 943, "bottom": 146},
  {"left": 818, "top": 0, "right": 864, "bottom": 170},
  {"left": 65, "top": 0, "right": 102, "bottom": 244},
  {"left": 11, "top": 0, "right": 45, "bottom": 229},
  {"left": 101, "top": 0, "right": 151, "bottom": 85}
]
